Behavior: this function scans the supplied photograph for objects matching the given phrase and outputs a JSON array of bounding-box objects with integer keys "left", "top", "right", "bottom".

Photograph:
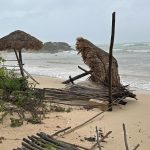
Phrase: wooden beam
[
  {"left": 62, "top": 71, "right": 92, "bottom": 84},
  {"left": 108, "top": 12, "right": 116, "bottom": 111},
  {"left": 14, "top": 49, "right": 24, "bottom": 77},
  {"left": 123, "top": 123, "right": 129, "bottom": 150}
]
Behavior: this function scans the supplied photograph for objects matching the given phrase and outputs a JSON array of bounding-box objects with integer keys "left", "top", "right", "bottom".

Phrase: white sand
[{"left": 0, "top": 76, "right": 150, "bottom": 150}]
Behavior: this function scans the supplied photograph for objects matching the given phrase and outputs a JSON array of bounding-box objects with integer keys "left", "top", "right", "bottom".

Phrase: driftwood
[
  {"left": 95, "top": 126, "right": 102, "bottom": 150},
  {"left": 123, "top": 123, "right": 129, "bottom": 150},
  {"left": 51, "top": 127, "right": 71, "bottom": 137},
  {"left": 122, "top": 123, "right": 140, "bottom": 150},
  {"left": 132, "top": 144, "right": 140, "bottom": 150},
  {"left": 62, "top": 97, "right": 122, "bottom": 136},
  {"left": 13, "top": 131, "right": 88, "bottom": 150},
  {"left": 12, "top": 125, "right": 140, "bottom": 150},
  {"left": 44, "top": 85, "right": 136, "bottom": 103},
  {"left": 63, "top": 70, "right": 92, "bottom": 84},
  {"left": 90, "top": 131, "right": 112, "bottom": 150}
]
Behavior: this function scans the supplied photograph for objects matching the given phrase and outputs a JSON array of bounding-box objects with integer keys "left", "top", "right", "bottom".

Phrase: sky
[{"left": 0, "top": 0, "right": 149, "bottom": 44}]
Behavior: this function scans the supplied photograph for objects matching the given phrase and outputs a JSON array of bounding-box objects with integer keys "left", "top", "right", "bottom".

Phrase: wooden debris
[
  {"left": 90, "top": 131, "right": 112, "bottom": 150},
  {"left": 108, "top": 12, "right": 116, "bottom": 111},
  {"left": 62, "top": 70, "right": 92, "bottom": 84},
  {"left": 13, "top": 132, "right": 89, "bottom": 150},
  {"left": 62, "top": 97, "right": 122, "bottom": 136},
  {"left": 123, "top": 123, "right": 129, "bottom": 150},
  {"left": 44, "top": 84, "right": 136, "bottom": 105},
  {"left": 96, "top": 126, "right": 102, "bottom": 150},
  {"left": 51, "top": 126, "right": 71, "bottom": 137},
  {"left": 76, "top": 36, "right": 121, "bottom": 87},
  {"left": 122, "top": 123, "right": 140, "bottom": 150},
  {"left": 132, "top": 144, "right": 140, "bottom": 150}
]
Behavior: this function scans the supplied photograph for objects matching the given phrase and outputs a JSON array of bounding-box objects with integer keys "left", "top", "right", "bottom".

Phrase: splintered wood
[{"left": 44, "top": 85, "right": 136, "bottom": 107}]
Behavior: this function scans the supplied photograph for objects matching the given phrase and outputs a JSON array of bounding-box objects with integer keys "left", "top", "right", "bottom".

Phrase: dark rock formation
[{"left": 42, "top": 42, "right": 74, "bottom": 53}]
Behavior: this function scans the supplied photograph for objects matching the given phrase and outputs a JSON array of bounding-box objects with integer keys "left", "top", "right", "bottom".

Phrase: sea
[{"left": 1, "top": 42, "right": 150, "bottom": 91}]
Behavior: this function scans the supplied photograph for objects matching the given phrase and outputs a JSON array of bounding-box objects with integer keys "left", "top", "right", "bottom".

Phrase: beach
[
  {"left": 0, "top": 76, "right": 150, "bottom": 150},
  {"left": 1, "top": 43, "right": 150, "bottom": 149},
  {"left": 1, "top": 0, "right": 150, "bottom": 149}
]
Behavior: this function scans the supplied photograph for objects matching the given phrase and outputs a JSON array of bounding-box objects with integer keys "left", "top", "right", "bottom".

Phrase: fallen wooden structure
[
  {"left": 61, "top": 12, "right": 136, "bottom": 109},
  {"left": 12, "top": 126, "right": 112, "bottom": 150},
  {"left": 44, "top": 84, "right": 136, "bottom": 107},
  {"left": 12, "top": 123, "right": 140, "bottom": 150},
  {"left": 13, "top": 132, "right": 83, "bottom": 150}
]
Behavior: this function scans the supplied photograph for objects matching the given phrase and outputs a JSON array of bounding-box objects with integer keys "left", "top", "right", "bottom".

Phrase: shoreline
[
  {"left": 1, "top": 51, "right": 150, "bottom": 91},
  {"left": 31, "top": 75, "right": 150, "bottom": 93}
]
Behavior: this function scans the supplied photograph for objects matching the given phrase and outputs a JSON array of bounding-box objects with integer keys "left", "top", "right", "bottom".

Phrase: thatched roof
[
  {"left": 0, "top": 30, "right": 43, "bottom": 51},
  {"left": 76, "top": 37, "right": 121, "bottom": 87}
]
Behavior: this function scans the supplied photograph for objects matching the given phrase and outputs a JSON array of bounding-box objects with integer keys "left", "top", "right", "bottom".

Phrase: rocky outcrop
[{"left": 42, "top": 42, "right": 74, "bottom": 53}]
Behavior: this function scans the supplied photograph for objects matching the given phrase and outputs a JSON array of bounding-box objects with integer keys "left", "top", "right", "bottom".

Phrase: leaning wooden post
[
  {"left": 108, "top": 12, "right": 116, "bottom": 111},
  {"left": 14, "top": 49, "right": 24, "bottom": 77},
  {"left": 123, "top": 123, "right": 129, "bottom": 150},
  {"left": 19, "top": 50, "right": 23, "bottom": 66}
]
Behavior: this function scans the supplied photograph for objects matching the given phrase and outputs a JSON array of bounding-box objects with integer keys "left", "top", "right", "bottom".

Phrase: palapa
[
  {"left": 0, "top": 30, "right": 43, "bottom": 77},
  {"left": 76, "top": 37, "right": 121, "bottom": 87},
  {"left": 0, "top": 30, "right": 43, "bottom": 51}
]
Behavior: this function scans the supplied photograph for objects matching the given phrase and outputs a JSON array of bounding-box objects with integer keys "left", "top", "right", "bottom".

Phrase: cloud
[{"left": 0, "top": 0, "right": 150, "bottom": 44}]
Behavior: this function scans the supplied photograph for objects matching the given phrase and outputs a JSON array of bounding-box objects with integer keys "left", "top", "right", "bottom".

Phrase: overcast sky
[{"left": 0, "top": 0, "right": 149, "bottom": 44}]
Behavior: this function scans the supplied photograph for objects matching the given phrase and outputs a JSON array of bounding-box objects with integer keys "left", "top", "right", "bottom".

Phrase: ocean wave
[
  {"left": 121, "top": 80, "right": 150, "bottom": 91},
  {"left": 125, "top": 49, "right": 150, "bottom": 53},
  {"left": 2, "top": 49, "right": 150, "bottom": 91},
  {"left": 113, "top": 48, "right": 123, "bottom": 52},
  {"left": 122, "top": 43, "right": 137, "bottom": 46},
  {"left": 122, "top": 43, "right": 150, "bottom": 47}
]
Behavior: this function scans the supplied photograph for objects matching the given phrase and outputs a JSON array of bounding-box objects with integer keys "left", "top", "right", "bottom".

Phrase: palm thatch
[
  {"left": 76, "top": 37, "right": 121, "bottom": 87},
  {"left": 0, "top": 30, "right": 43, "bottom": 51}
]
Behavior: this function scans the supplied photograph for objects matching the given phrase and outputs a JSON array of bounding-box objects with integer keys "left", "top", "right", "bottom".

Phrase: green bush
[
  {"left": 0, "top": 57, "right": 45, "bottom": 125},
  {"left": 10, "top": 118, "right": 23, "bottom": 127}
]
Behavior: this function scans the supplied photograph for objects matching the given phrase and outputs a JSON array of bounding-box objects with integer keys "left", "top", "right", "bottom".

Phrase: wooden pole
[
  {"left": 108, "top": 12, "right": 116, "bottom": 111},
  {"left": 123, "top": 123, "right": 129, "bottom": 150},
  {"left": 62, "top": 71, "right": 92, "bottom": 84},
  {"left": 19, "top": 51, "right": 23, "bottom": 65},
  {"left": 14, "top": 49, "right": 24, "bottom": 77},
  {"left": 90, "top": 131, "right": 112, "bottom": 150},
  {"left": 132, "top": 144, "right": 140, "bottom": 150},
  {"left": 96, "top": 126, "right": 102, "bottom": 150},
  {"left": 23, "top": 68, "right": 39, "bottom": 84}
]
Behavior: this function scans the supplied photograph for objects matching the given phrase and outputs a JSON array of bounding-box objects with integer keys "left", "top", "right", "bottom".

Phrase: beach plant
[
  {"left": 10, "top": 117, "right": 23, "bottom": 127},
  {"left": 66, "top": 107, "right": 72, "bottom": 112},
  {"left": 0, "top": 56, "right": 46, "bottom": 125},
  {"left": 0, "top": 100, "right": 9, "bottom": 123},
  {"left": 51, "top": 105, "right": 72, "bottom": 113},
  {"left": 11, "top": 89, "right": 45, "bottom": 124}
]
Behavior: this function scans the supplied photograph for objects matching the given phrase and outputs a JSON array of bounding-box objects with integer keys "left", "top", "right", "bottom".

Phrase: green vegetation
[
  {"left": 0, "top": 56, "right": 45, "bottom": 127},
  {"left": 52, "top": 105, "right": 72, "bottom": 113},
  {"left": 0, "top": 56, "right": 72, "bottom": 127},
  {"left": 10, "top": 118, "right": 23, "bottom": 127}
]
